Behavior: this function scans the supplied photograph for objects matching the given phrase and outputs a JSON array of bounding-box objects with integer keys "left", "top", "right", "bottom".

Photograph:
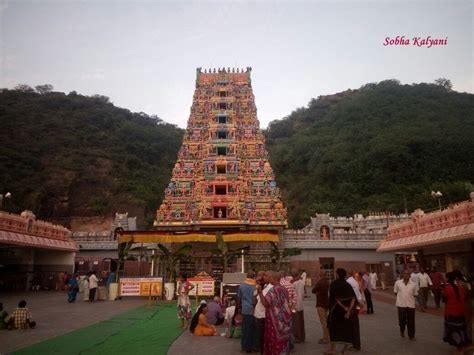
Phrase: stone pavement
[
  {"left": 169, "top": 291, "right": 456, "bottom": 355},
  {"left": 0, "top": 290, "right": 145, "bottom": 354},
  {"left": 0, "top": 288, "right": 469, "bottom": 355}
]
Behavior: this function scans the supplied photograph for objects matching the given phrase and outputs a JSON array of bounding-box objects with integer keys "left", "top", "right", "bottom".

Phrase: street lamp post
[
  {"left": 0, "top": 192, "right": 12, "bottom": 210},
  {"left": 431, "top": 191, "right": 443, "bottom": 211}
]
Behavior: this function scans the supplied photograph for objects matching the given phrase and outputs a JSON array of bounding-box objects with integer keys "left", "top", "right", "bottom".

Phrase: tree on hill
[
  {"left": 0, "top": 87, "right": 183, "bottom": 228},
  {"left": 265, "top": 80, "right": 474, "bottom": 227},
  {"left": 35, "top": 84, "right": 54, "bottom": 94},
  {"left": 433, "top": 78, "right": 452, "bottom": 90}
]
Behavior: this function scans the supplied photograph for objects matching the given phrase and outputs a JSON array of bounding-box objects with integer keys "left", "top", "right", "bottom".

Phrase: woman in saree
[
  {"left": 256, "top": 270, "right": 292, "bottom": 355},
  {"left": 177, "top": 273, "right": 194, "bottom": 329},
  {"left": 67, "top": 273, "right": 79, "bottom": 303},
  {"left": 190, "top": 304, "right": 217, "bottom": 336},
  {"left": 443, "top": 271, "right": 468, "bottom": 354},
  {"left": 325, "top": 268, "right": 357, "bottom": 355}
]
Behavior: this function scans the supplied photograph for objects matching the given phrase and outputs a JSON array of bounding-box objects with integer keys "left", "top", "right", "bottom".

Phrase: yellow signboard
[
  {"left": 120, "top": 277, "right": 163, "bottom": 296},
  {"left": 177, "top": 278, "right": 215, "bottom": 296}
]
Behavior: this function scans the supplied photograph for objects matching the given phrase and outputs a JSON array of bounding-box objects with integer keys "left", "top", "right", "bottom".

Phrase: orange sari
[{"left": 194, "top": 314, "right": 215, "bottom": 336}]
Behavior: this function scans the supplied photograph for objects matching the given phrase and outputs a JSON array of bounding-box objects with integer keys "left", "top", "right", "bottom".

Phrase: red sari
[{"left": 264, "top": 285, "right": 292, "bottom": 355}]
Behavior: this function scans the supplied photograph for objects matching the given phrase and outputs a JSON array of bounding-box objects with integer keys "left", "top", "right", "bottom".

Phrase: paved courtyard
[
  {"left": 0, "top": 291, "right": 145, "bottom": 354},
  {"left": 170, "top": 290, "right": 456, "bottom": 355},
  {"left": 0, "top": 289, "right": 470, "bottom": 354}
]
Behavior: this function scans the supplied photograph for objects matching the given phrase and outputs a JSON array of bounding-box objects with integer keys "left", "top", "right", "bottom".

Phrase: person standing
[
  {"left": 313, "top": 269, "right": 330, "bottom": 344},
  {"left": 291, "top": 270, "right": 306, "bottom": 343},
  {"left": 177, "top": 273, "right": 194, "bottom": 329},
  {"left": 254, "top": 271, "right": 273, "bottom": 354},
  {"left": 257, "top": 271, "right": 292, "bottom": 355},
  {"left": 361, "top": 271, "right": 374, "bottom": 314},
  {"left": 67, "top": 273, "right": 79, "bottom": 303},
  {"left": 301, "top": 269, "right": 308, "bottom": 297},
  {"left": 418, "top": 268, "right": 432, "bottom": 309},
  {"left": 238, "top": 270, "right": 257, "bottom": 353},
  {"left": 369, "top": 272, "right": 378, "bottom": 290},
  {"left": 394, "top": 270, "right": 418, "bottom": 340},
  {"left": 56, "top": 271, "right": 64, "bottom": 291},
  {"left": 83, "top": 273, "right": 90, "bottom": 301},
  {"left": 325, "top": 268, "right": 357, "bottom": 355},
  {"left": 345, "top": 272, "right": 362, "bottom": 351},
  {"left": 430, "top": 267, "right": 445, "bottom": 309},
  {"left": 280, "top": 271, "right": 296, "bottom": 350},
  {"left": 443, "top": 271, "right": 468, "bottom": 354},
  {"left": 380, "top": 272, "right": 387, "bottom": 290},
  {"left": 88, "top": 271, "right": 99, "bottom": 302}
]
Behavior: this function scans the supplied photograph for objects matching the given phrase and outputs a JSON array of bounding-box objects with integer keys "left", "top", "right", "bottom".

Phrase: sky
[{"left": 0, "top": 0, "right": 472, "bottom": 128}]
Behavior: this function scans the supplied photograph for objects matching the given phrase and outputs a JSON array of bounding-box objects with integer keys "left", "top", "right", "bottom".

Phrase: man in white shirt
[
  {"left": 254, "top": 271, "right": 273, "bottom": 353},
  {"left": 394, "top": 270, "right": 418, "bottom": 340},
  {"left": 224, "top": 300, "right": 236, "bottom": 337},
  {"left": 345, "top": 272, "right": 362, "bottom": 351},
  {"left": 291, "top": 270, "right": 306, "bottom": 343},
  {"left": 88, "top": 271, "right": 99, "bottom": 302},
  {"left": 417, "top": 268, "right": 432, "bottom": 311},
  {"left": 346, "top": 274, "right": 363, "bottom": 305}
]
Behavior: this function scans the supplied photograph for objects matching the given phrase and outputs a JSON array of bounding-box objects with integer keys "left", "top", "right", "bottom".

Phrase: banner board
[
  {"left": 177, "top": 277, "right": 215, "bottom": 296},
  {"left": 120, "top": 277, "right": 163, "bottom": 296}
]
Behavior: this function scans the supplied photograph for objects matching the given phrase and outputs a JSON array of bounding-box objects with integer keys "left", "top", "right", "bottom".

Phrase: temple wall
[
  {"left": 289, "top": 249, "right": 395, "bottom": 286},
  {"left": 34, "top": 249, "right": 75, "bottom": 272}
]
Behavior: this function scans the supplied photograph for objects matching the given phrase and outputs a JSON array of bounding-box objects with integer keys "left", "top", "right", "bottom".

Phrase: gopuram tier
[{"left": 154, "top": 67, "right": 287, "bottom": 233}]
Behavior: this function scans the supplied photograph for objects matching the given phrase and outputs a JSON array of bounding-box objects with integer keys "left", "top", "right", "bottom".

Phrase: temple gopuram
[{"left": 119, "top": 67, "right": 287, "bottom": 275}]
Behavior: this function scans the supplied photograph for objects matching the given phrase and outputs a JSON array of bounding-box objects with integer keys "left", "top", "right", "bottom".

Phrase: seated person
[
  {"left": 8, "top": 300, "right": 36, "bottom": 330},
  {"left": 0, "top": 303, "right": 8, "bottom": 329},
  {"left": 190, "top": 304, "right": 217, "bottom": 336},
  {"left": 206, "top": 296, "right": 225, "bottom": 325}
]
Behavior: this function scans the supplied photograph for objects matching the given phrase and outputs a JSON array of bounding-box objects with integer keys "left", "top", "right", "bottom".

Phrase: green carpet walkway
[{"left": 14, "top": 302, "right": 183, "bottom": 355}]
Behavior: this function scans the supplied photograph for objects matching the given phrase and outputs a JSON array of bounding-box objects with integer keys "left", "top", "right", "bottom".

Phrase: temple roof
[{"left": 377, "top": 193, "right": 474, "bottom": 252}]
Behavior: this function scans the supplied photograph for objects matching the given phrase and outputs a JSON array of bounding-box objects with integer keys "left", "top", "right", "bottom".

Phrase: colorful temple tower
[{"left": 154, "top": 67, "right": 287, "bottom": 233}]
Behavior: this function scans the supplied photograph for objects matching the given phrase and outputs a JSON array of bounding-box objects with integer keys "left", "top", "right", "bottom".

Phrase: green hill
[
  {"left": 265, "top": 80, "right": 474, "bottom": 228},
  {"left": 0, "top": 88, "right": 183, "bottom": 227},
  {"left": 1, "top": 81, "right": 472, "bottom": 229}
]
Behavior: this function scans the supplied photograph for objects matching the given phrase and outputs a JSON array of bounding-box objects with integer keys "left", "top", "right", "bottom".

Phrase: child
[{"left": 229, "top": 312, "right": 242, "bottom": 338}]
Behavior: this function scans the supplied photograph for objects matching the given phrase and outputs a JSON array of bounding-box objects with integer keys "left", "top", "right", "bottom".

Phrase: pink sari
[{"left": 264, "top": 285, "right": 292, "bottom": 355}]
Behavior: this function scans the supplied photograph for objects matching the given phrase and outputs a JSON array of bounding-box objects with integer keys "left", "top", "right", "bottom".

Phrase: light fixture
[
  {"left": 0, "top": 192, "right": 12, "bottom": 210},
  {"left": 431, "top": 191, "right": 443, "bottom": 211}
]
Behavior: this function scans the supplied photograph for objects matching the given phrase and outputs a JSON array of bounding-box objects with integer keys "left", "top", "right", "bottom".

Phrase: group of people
[
  {"left": 62, "top": 270, "right": 100, "bottom": 303},
  {"left": 0, "top": 300, "right": 36, "bottom": 330},
  {"left": 178, "top": 270, "right": 306, "bottom": 354},
  {"left": 177, "top": 267, "right": 472, "bottom": 355},
  {"left": 400, "top": 268, "right": 472, "bottom": 354},
  {"left": 408, "top": 266, "right": 447, "bottom": 311}
]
